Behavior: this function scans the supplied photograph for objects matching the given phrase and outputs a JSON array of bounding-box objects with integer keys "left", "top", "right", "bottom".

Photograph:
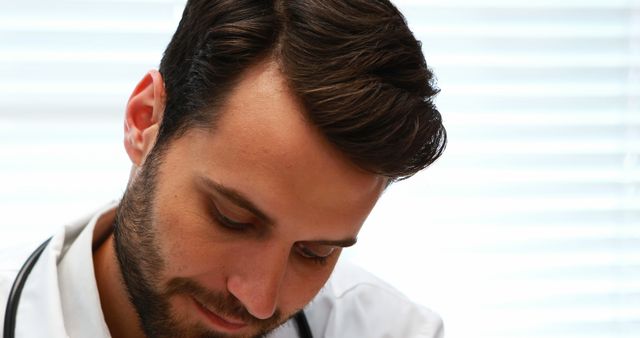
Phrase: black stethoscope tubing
[{"left": 3, "top": 238, "right": 313, "bottom": 338}]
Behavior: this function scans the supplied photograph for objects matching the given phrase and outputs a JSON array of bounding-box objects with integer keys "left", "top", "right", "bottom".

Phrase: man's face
[{"left": 114, "top": 61, "right": 386, "bottom": 338}]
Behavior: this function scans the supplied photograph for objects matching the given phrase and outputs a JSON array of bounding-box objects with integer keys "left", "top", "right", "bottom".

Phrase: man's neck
[{"left": 93, "top": 233, "right": 146, "bottom": 338}]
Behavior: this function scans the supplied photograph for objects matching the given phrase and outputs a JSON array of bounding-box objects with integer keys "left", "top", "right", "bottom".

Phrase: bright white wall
[{"left": 1, "top": 1, "right": 639, "bottom": 337}]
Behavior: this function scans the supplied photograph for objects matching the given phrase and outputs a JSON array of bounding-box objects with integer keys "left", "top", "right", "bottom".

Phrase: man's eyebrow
[
  {"left": 306, "top": 238, "right": 358, "bottom": 248},
  {"left": 198, "top": 176, "right": 274, "bottom": 226}
]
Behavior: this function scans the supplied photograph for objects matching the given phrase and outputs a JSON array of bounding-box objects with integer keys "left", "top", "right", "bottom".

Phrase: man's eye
[
  {"left": 210, "top": 204, "right": 252, "bottom": 231},
  {"left": 215, "top": 212, "right": 252, "bottom": 231},
  {"left": 295, "top": 242, "right": 336, "bottom": 265}
]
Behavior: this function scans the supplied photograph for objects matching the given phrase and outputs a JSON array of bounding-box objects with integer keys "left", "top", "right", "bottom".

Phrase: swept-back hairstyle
[{"left": 157, "top": 0, "right": 446, "bottom": 180}]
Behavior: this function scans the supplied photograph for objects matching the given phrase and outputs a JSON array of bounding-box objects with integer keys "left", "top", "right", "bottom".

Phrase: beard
[{"left": 112, "top": 148, "right": 287, "bottom": 338}]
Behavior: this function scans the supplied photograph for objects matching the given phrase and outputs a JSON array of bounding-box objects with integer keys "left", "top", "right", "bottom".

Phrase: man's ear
[{"left": 124, "top": 70, "right": 166, "bottom": 166}]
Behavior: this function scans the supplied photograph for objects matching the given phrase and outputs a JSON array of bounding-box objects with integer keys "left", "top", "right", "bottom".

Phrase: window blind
[
  {"left": 1, "top": 0, "right": 638, "bottom": 337},
  {"left": 350, "top": 1, "right": 640, "bottom": 337}
]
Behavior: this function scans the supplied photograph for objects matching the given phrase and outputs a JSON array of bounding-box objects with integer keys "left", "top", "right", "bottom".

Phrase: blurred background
[{"left": 1, "top": 0, "right": 639, "bottom": 337}]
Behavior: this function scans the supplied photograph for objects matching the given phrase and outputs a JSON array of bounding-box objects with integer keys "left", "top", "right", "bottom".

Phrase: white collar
[{"left": 56, "top": 202, "right": 117, "bottom": 338}]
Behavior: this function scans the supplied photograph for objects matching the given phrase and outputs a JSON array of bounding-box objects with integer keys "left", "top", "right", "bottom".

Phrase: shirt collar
[{"left": 56, "top": 202, "right": 117, "bottom": 338}]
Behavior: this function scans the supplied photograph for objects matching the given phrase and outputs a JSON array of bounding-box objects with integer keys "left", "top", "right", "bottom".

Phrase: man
[{"left": 1, "top": 0, "right": 446, "bottom": 337}]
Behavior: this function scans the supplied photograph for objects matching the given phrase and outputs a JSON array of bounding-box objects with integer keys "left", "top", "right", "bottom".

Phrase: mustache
[{"left": 163, "top": 277, "right": 283, "bottom": 327}]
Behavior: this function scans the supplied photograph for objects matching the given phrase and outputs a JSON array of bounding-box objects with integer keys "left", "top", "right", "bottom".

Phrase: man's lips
[{"left": 192, "top": 297, "right": 248, "bottom": 332}]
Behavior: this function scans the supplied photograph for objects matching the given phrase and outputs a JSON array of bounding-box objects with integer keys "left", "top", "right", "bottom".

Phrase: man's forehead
[{"left": 209, "top": 61, "right": 344, "bottom": 172}]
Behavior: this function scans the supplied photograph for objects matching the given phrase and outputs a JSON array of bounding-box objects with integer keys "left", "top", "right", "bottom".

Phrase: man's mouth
[{"left": 192, "top": 297, "right": 248, "bottom": 332}]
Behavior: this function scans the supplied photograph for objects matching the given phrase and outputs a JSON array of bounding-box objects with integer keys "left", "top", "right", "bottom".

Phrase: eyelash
[
  {"left": 210, "top": 205, "right": 252, "bottom": 231},
  {"left": 296, "top": 243, "right": 333, "bottom": 266},
  {"left": 307, "top": 256, "right": 329, "bottom": 265}
]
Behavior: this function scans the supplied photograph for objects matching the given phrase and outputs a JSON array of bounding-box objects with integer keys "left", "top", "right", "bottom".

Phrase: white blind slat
[{"left": 1, "top": 0, "right": 638, "bottom": 337}]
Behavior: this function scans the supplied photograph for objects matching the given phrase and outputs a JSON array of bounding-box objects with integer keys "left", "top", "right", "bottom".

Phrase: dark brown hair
[{"left": 157, "top": 0, "right": 446, "bottom": 180}]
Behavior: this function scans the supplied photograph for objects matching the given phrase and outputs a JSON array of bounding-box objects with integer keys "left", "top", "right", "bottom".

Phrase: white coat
[{"left": 0, "top": 204, "right": 443, "bottom": 337}]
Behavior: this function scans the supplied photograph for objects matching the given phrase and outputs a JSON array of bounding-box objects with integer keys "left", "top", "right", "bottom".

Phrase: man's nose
[{"left": 226, "top": 244, "right": 290, "bottom": 320}]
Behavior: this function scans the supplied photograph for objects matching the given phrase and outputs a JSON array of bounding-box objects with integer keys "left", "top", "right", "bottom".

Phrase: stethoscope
[{"left": 4, "top": 238, "right": 313, "bottom": 338}]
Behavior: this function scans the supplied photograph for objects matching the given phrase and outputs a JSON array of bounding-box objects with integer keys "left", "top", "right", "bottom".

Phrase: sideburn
[{"left": 112, "top": 148, "right": 182, "bottom": 338}]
